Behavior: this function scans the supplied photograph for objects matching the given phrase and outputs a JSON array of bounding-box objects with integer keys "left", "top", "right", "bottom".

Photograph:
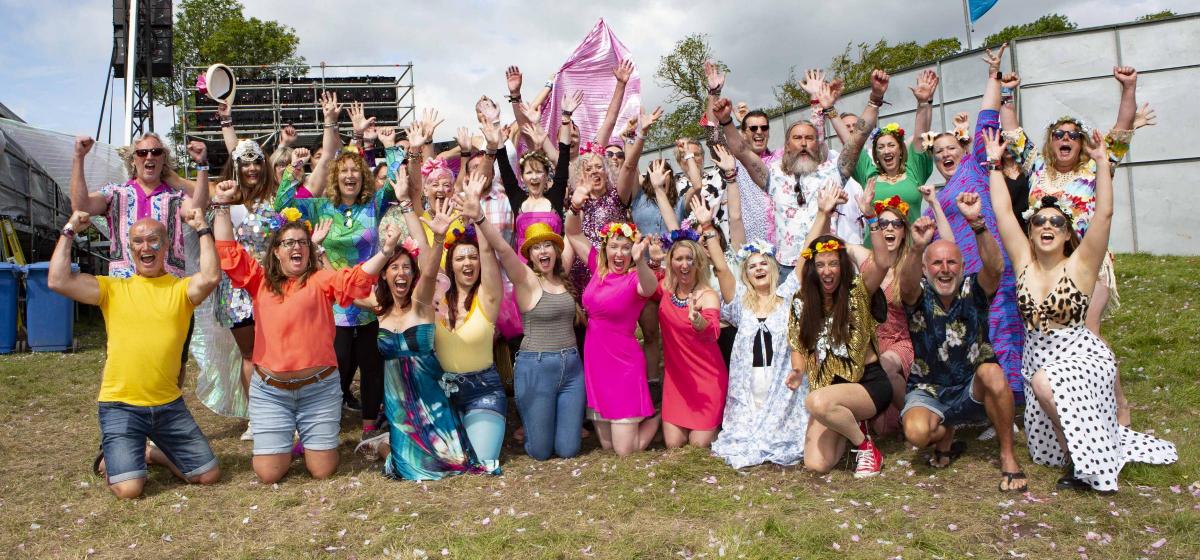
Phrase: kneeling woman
[
  {"left": 364, "top": 194, "right": 491, "bottom": 479},
  {"left": 212, "top": 180, "right": 399, "bottom": 483},
  {"left": 787, "top": 185, "right": 894, "bottom": 478}
]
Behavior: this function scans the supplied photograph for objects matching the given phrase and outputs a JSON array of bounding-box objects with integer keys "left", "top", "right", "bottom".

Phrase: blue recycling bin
[
  {"left": 0, "top": 262, "right": 19, "bottom": 353},
  {"left": 23, "top": 262, "right": 75, "bottom": 352}
]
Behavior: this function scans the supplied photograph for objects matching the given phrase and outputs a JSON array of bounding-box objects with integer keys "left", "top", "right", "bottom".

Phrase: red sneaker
[{"left": 853, "top": 438, "right": 883, "bottom": 479}]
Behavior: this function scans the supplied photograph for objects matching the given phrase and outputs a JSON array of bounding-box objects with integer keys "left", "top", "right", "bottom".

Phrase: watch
[{"left": 195, "top": 227, "right": 213, "bottom": 238}]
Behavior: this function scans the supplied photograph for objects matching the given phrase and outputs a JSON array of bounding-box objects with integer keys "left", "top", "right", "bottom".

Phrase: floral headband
[
  {"left": 873, "top": 195, "right": 909, "bottom": 218},
  {"left": 400, "top": 237, "right": 420, "bottom": 257},
  {"left": 919, "top": 124, "right": 970, "bottom": 149},
  {"left": 800, "top": 239, "right": 843, "bottom": 260},
  {"left": 737, "top": 240, "right": 776, "bottom": 261},
  {"left": 231, "top": 139, "right": 265, "bottom": 162},
  {"left": 271, "top": 207, "right": 312, "bottom": 231},
  {"left": 660, "top": 227, "right": 700, "bottom": 251},
  {"left": 443, "top": 224, "right": 478, "bottom": 250},
  {"left": 421, "top": 157, "right": 454, "bottom": 180},
  {"left": 1021, "top": 194, "right": 1075, "bottom": 222},
  {"left": 578, "top": 141, "right": 605, "bottom": 156},
  {"left": 1046, "top": 115, "right": 1092, "bottom": 134},
  {"left": 599, "top": 221, "right": 638, "bottom": 242},
  {"left": 870, "top": 122, "right": 905, "bottom": 146}
]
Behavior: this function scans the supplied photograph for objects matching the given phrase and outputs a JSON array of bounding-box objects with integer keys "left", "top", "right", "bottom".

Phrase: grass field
[{"left": 1, "top": 253, "right": 1196, "bottom": 559}]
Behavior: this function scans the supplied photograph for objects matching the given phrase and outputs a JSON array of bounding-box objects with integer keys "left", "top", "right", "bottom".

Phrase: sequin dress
[
  {"left": 213, "top": 201, "right": 279, "bottom": 327},
  {"left": 379, "top": 324, "right": 491, "bottom": 480}
]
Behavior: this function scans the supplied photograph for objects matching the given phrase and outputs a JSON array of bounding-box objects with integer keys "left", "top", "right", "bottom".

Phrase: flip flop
[
  {"left": 928, "top": 440, "right": 966, "bottom": 468},
  {"left": 999, "top": 471, "right": 1028, "bottom": 492}
]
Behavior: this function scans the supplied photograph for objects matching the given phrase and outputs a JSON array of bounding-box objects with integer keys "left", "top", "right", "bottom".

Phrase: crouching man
[{"left": 49, "top": 209, "right": 221, "bottom": 498}]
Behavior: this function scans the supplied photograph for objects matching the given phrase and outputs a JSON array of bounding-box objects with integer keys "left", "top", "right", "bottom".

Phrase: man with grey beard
[{"left": 714, "top": 70, "right": 890, "bottom": 278}]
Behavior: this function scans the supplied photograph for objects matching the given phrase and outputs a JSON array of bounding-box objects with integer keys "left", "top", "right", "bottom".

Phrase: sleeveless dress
[
  {"left": 1017, "top": 267, "right": 1176, "bottom": 492},
  {"left": 379, "top": 324, "right": 490, "bottom": 480}
]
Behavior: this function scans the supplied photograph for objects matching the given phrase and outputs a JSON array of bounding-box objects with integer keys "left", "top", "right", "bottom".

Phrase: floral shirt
[
  {"left": 905, "top": 273, "right": 996, "bottom": 391},
  {"left": 99, "top": 180, "right": 188, "bottom": 278},
  {"left": 1008, "top": 127, "right": 1131, "bottom": 237},
  {"left": 766, "top": 155, "right": 857, "bottom": 267},
  {"left": 275, "top": 168, "right": 395, "bottom": 326}
]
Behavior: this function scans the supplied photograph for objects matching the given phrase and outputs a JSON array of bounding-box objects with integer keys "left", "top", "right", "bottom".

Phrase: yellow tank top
[{"left": 434, "top": 296, "right": 495, "bottom": 373}]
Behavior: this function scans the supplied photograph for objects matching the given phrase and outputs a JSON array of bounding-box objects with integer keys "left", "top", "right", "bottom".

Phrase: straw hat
[
  {"left": 203, "top": 64, "right": 237, "bottom": 104},
  {"left": 520, "top": 222, "right": 564, "bottom": 259}
]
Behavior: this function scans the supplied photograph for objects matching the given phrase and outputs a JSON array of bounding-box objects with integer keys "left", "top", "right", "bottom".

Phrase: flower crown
[
  {"left": 579, "top": 141, "right": 605, "bottom": 156},
  {"left": 873, "top": 195, "right": 909, "bottom": 218},
  {"left": 443, "top": 224, "right": 478, "bottom": 250},
  {"left": 400, "top": 238, "right": 420, "bottom": 257},
  {"left": 660, "top": 227, "right": 700, "bottom": 251},
  {"left": 737, "top": 240, "right": 776, "bottom": 261},
  {"left": 919, "top": 124, "right": 971, "bottom": 149},
  {"left": 421, "top": 157, "right": 454, "bottom": 179},
  {"left": 800, "top": 239, "right": 843, "bottom": 260},
  {"left": 1021, "top": 194, "right": 1075, "bottom": 222},
  {"left": 599, "top": 221, "right": 638, "bottom": 242},
  {"left": 1046, "top": 115, "right": 1092, "bottom": 134},
  {"left": 870, "top": 122, "right": 905, "bottom": 146},
  {"left": 271, "top": 207, "right": 312, "bottom": 231}
]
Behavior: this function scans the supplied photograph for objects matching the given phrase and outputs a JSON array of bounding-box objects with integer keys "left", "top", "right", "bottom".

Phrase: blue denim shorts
[
  {"left": 444, "top": 365, "right": 507, "bottom": 418},
  {"left": 97, "top": 398, "right": 218, "bottom": 484},
  {"left": 901, "top": 376, "right": 987, "bottom": 426},
  {"left": 248, "top": 370, "right": 342, "bottom": 455}
]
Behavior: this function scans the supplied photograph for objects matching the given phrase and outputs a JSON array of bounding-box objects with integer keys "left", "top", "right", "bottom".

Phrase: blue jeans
[
  {"left": 248, "top": 371, "right": 343, "bottom": 455},
  {"left": 97, "top": 398, "right": 217, "bottom": 484},
  {"left": 514, "top": 348, "right": 586, "bottom": 460}
]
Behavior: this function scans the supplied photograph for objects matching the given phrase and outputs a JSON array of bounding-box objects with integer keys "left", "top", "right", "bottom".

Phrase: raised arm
[
  {"left": 496, "top": 143, "right": 526, "bottom": 212},
  {"left": 692, "top": 196, "right": 735, "bottom": 303},
  {"left": 816, "top": 78, "right": 851, "bottom": 145},
  {"left": 803, "top": 183, "right": 842, "bottom": 252},
  {"left": 619, "top": 106, "right": 662, "bottom": 205},
  {"left": 980, "top": 44, "right": 1007, "bottom": 113},
  {"left": 46, "top": 211, "right": 101, "bottom": 305},
  {"left": 594, "top": 60, "right": 633, "bottom": 147},
  {"left": 310, "top": 91, "right": 344, "bottom": 194},
  {"left": 631, "top": 237, "right": 658, "bottom": 298},
  {"left": 982, "top": 128, "right": 1031, "bottom": 268},
  {"left": 647, "top": 160, "right": 681, "bottom": 231},
  {"left": 413, "top": 198, "right": 454, "bottom": 317},
  {"left": 183, "top": 208, "right": 219, "bottom": 305},
  {"left": 711, "top": 144, "right": 744, "bottom": 247},
  {"left": 837, "top": 71, "right": 888, "bottom": 180},
  {"left": 918, "top": 184, "right": 955, "bottom": 241},
  {"left": 217, "top": 102, "right": 238, "bottom": 152},
  {"left": 457, "top": 172, "right": 503, "bottom": 317},
  {"left": 999, "top": 73, "right": 1021, "bottom": 131},
  {"left": 563, "top": 187, "right": 592, "bottom": 264},
  {"left": 359, "top": 221, "right": 402, "bottom": 277},
  {"left": 714, "top": 98, "right": 768, "bottom": 189},
  {"left": 70, "top": 137, "right": 108, "bottom": 215},
  {"left": 910, "top": 70, "right": 939, "bottom": 153},
  {"left": 1111, "top": 67, "right": 1138, "bottom": 132},
  {"left": 1074, "top": 130, "right": 1114, "bottom": 275},
  {"left": 956, "top": 191, "right": 1001, "bottom": 297},
  {"left": 183, "top": 140, "right": 211, "bottom": 211},
  {"left": 900, "top": 217, "right": 936, "bottom": 306}
]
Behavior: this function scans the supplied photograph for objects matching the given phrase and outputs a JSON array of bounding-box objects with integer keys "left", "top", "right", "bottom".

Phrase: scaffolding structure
[{"left": 179, "top": 63, "right": 415, "bottom": 167}]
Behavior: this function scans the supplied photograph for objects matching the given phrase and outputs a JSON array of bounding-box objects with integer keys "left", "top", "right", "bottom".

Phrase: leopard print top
[{"left": 1016, "top": 267, "right": 1089, "bottom": 333}]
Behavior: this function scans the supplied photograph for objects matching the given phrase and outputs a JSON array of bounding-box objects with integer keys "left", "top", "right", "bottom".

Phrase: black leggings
[{"left": 334, "top": 321, "right": 383, "bottom": 423}]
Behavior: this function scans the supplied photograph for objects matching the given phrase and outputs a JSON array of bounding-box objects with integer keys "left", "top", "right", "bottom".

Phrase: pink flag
[{"left": 540, "top": 19, "right": 642, "bottom": 147}]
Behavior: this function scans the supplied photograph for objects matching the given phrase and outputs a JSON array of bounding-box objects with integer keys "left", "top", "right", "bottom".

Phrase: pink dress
[
  {"left": 581, "top": 249, "right": 653, "bottom": 421},
  {"left": 658, "top": 282, "right": 728, "bottom": 431}
]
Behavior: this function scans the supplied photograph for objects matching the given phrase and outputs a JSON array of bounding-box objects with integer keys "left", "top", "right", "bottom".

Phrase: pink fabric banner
[{"left": 540, "top": 19, "right": 642, "bottom": 147}]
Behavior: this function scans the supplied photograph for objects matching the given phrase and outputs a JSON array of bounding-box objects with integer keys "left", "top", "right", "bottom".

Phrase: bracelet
[
  {"left": 219, "top": 119, "right": 233, "bottom": 128},
  {"left": 809, "top": 99, "right": 821, "bottom": 106},
  {"left": 970, "top": 220, "right": 988, "bottom": 234},
  {"left": 568, "top": 204, "right": 582, "bottom": 215},
  {"left": 823, "top": 107, "right": 839, "bottom": 119},
  {"left": 195, "top": 164, "right": 209, "bottom": 172},
  {"left": 323, "top": 122, "right": 338, "bottom": 129},
  {"left": 702, "top": 231, "right": 717, "bottom": 242},
  {"left": 708, "top": 86, "right": 722, "bottom": 96},
  {"left": 544, "top": 80, "right": 554, "bottom": 89},
  {"left": 209, "top": 203, "right": 230, "bottom": 211},
  {"left": 315, "top": 245, "right": 326, "bottom": 255},
  {"left": 917, "top": 101, "right": 932, "bottom": 107},
  {"left": 865, "top": 216, "right": 879, "bottom": 231},
  {"left": 61, "top": 225, "right": 76, "bottom": 239},
  {"left": 867, "top": 97, "right": 884, "bottom": 108},
  {"left": 406, "top": 151, "right": 422, "bottom": 161},
  {"left": 506, "top": 93, "right": 522, "bottom": 103},
  {"left": 485, "top": 148, "right": 498, "bottom": 157},
  {"left": 561, "top": 109, "right": 573, "bottom": 117},
  {"left": 623, "top": 136, "right": 636, "bottom": 145},
  {"left": 721, "top": 172, "right": 737, "bottom": 182},
  {"left": 986, "top": 159, "right": 1002, "bottom": 171},
  {"left": 993, "top": 71, "right": 1002, "bottom": 80},
  {"left": 195, "top": 227, "right": 213, "bottom": 238},
  {"left": 472, "top": 214, "right": 485, "bottom": 225},
  {"left": 718, "top": 117, "right": 733, "bottom": 127},
  {"left": 682, "top": 152, "right": 696, "bottom": 162}
]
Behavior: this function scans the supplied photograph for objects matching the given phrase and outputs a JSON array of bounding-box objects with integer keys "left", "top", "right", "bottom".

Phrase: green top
[{"left": 853, "top": 144, "right": 933, "bottom": 225}]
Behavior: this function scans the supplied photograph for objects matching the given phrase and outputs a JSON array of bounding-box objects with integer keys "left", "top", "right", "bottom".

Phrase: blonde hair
[
  {"left": 568, "top": 152, "right": 614, "bottom": 199},
  {"left": 739, "top": 253, "right": 781, "bottom": 312},
  {"left": 324, "top": 150, "right": 377, "bottom": 206},
  {"left": 662, "top": 240, "right": 712, "bottom": 295},
  {"left": 117, "top": 133, "right": 176, "bottom": 180},
  {"left": 1041, "top": 119, "right": 1092, "bottom": 182},
  {"left": 596, "top": 233, "right": 634, "bottom": 279}
]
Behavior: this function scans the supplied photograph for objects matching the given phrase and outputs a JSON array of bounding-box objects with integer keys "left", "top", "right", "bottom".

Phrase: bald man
[
  {"left": 48, "top": 211, "right": 221, "bottom": 499},
  {"left": 898, "top": 192, "right": 1025, "bottom": 493}
]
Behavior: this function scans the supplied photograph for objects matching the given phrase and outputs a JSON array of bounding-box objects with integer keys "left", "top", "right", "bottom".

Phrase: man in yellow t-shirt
[{"left": 49, "top": 209, "right": 221, "bottom": 499}]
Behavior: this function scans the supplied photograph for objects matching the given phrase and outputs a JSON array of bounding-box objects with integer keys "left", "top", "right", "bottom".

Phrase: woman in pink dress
[
  {"left": 657, "top": 199, "right": 731, "bottom": 449},
  {"left": 565, "top": 188, "right": 660, "bottom": 456}
]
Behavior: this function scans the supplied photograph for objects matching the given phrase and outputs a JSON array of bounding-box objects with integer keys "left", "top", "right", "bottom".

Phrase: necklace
[{"left": 670, "top": 292, "right": 689, "bottom": 308}]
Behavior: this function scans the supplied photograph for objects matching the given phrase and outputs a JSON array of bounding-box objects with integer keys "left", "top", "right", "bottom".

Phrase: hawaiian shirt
[
  {"left": 905, "top": 273, "right": 996, "bottom": 391},
  {"left": 766, "top": 156, "right": 854, "bottom": 267},
  {"left": 99, "top": 179, "right": 188, "bottom": 278}
]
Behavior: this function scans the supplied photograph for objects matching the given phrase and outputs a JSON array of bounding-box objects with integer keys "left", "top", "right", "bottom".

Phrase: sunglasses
[
  {"left": 878, "top": 219, "right": 906, "bottom": 230},
  {"left": 1051, "top": 129, "right": 1084, "bottom": 141},
  {"left": 1030, "top": 214, "right": 1068, "bottom": 229},
  {"left": 746, "top": 125, "right": 769, "bottom": 133},
  {"left": 135, "top": 147, "right": 166, "bottom": 158},
  {"left": 278, "top": 238, "right": 308, "bottom": 250},
  {"left": 605, "top": 151, "right": 625, "bottom": 159}
]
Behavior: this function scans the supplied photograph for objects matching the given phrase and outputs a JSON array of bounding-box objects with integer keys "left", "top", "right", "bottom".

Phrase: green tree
[
  {"left": 1136, "top": 10, "right": 1176, "bottom": 22},
  {"left": 983, "top": 13, "right": 1076, "bottom": 47},
  {"left": 772, "top": 37, "right": 960, "bottom": 112},
  {"left": 650, "top": 33, "right": 727, "bottom": 147}
]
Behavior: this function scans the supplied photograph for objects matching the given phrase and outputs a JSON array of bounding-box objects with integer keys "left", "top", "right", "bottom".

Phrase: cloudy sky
[{"left": 0, "top": 0, "right": 1192, "bottom": 143}]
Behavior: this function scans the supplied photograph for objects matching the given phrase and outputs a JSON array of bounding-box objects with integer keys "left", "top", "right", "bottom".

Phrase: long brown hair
[
  {"left": 219, "top": 155, "right": 279, "bottom": 205},
  {"left": 796, "top": 235, "right": 856, "bottom": 353},
  {"left": 871, "top": 130, "right": 909, "bottom": 175},
  {"left": 640, "top": 159, "right": 678, "bottom": 207},
  {"left": 263, "top": 222, "right": 318, "bottom": 298},
  {"left": 443, "top": 236, "right": 481, "bottom": 327},
  {"left": 375, "top": 248, "right": 420, "bottom": 316},
  {"left": 324, "top": 150, "right": 377, "bottom": 206}
]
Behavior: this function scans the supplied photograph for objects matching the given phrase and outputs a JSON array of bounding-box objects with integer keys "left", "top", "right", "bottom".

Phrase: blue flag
[{"left": 969, "top": 0, "right": 998, "bottom": 23}]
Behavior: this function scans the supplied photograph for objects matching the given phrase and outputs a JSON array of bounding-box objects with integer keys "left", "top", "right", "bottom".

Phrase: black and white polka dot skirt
[{"left": 1021, "top": 326, "right": 1177, "bottom": 493}]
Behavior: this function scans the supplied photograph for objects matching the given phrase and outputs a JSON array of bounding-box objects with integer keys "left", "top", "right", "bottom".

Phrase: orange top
[{"left": 217, "top": 240, "right": 377, "bottom": 373}]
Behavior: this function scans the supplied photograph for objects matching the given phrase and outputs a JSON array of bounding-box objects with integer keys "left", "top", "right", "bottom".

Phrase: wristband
[
  {"left": 721, "top": 172, "right": 737, "bottom": 182},
  {"left": 970, "top": 221, "right": 988, "bottom": 234},
  {"left": 485, "top": 148, "right": 498, "bottom": 157},
  {"left": 472, "top": 214, "right": 485, "bottom": 225},
  {"left": 544, "top": 80, "right": 554, "bottom": 89},
  {"left": 568, "top": 204, "right": 582, "bottom": 215},
  {"left": 315, "top": 245, "right": 326, "bottom": 255},
  {"left": 682, "top": 152, "right": 696, "bottom": 162},
  {"left": 195, "top": 227, "right": 213, "bottom": 238},
  {"left": 61, "top": 225, "right": 76, "bottom": 239},
  {"left": 561, "top": 109, "right": 573, "bottom": 117},
  {"left": 917, "top": 101, "right": 932, "bottom": 107},
  {"left": 718, "top": 118, "right": 733, "bottom": 127},
  {"left": 323, "top": 122, "right": 338, "bottom": 129},
  {"left": 195, "top": 164, "right": 209, "bottom": 172},
  {"left": 708, "top": 86, "right": 722, "bottom": 96},
  {"left": 809, "top": 98, "right": 820, "bottom": 106},
  {"left": 823, "top": 107, "right": 839, "bottom": 119},
  {"left": 219, "top": 119, "right": 233, "bottom": 128},
  {"left": 993, "top": 71, "right": 1002, "bottom": 80},
  {"left": 986, "top": 159, "right": 1002, "bottom": 171},
  {"left": 209, "top": 203, "right": 230, "bottom": 211},
  {"left": 868, "top": 97, "right": 884, "bottom": 108},
  {"left": 865, "top": 216, "right": 879, "bottom": 230},
  {"left": 506, "top": 93, "right": 522, "bottom": 103}
]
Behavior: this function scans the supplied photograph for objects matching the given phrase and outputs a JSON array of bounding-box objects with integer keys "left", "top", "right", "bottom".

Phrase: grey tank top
[{"left": 519, "top": 289, "right": 578, "bottom": 352}]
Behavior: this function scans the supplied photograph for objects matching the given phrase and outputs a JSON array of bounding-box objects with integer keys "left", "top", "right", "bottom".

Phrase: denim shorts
[
  {"left": 248, "top": 370, "right": 342, "bottom": 455},
  {"left": 97, "top": 398, "right": 218, "bottom": 484},
  {"left": 444, "top": 365, "right": 507, "bottom": 418},
  {"left": 901, "top": 376, "right": 987, "bottom": 426}
]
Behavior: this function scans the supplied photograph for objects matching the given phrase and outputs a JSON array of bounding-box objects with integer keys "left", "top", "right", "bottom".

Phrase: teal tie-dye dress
[{"left": 378, "top": 324, "right": 491, "bottom": 480}]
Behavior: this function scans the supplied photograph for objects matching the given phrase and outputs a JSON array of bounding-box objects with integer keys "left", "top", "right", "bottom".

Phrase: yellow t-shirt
[{"left": 96, "top": 274, "right": 195, "bottom": 406}]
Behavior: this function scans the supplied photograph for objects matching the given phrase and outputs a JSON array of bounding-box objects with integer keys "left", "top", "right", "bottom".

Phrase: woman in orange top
[{"left": 211, "top": 179, "right": 401, "bottom": 484}]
